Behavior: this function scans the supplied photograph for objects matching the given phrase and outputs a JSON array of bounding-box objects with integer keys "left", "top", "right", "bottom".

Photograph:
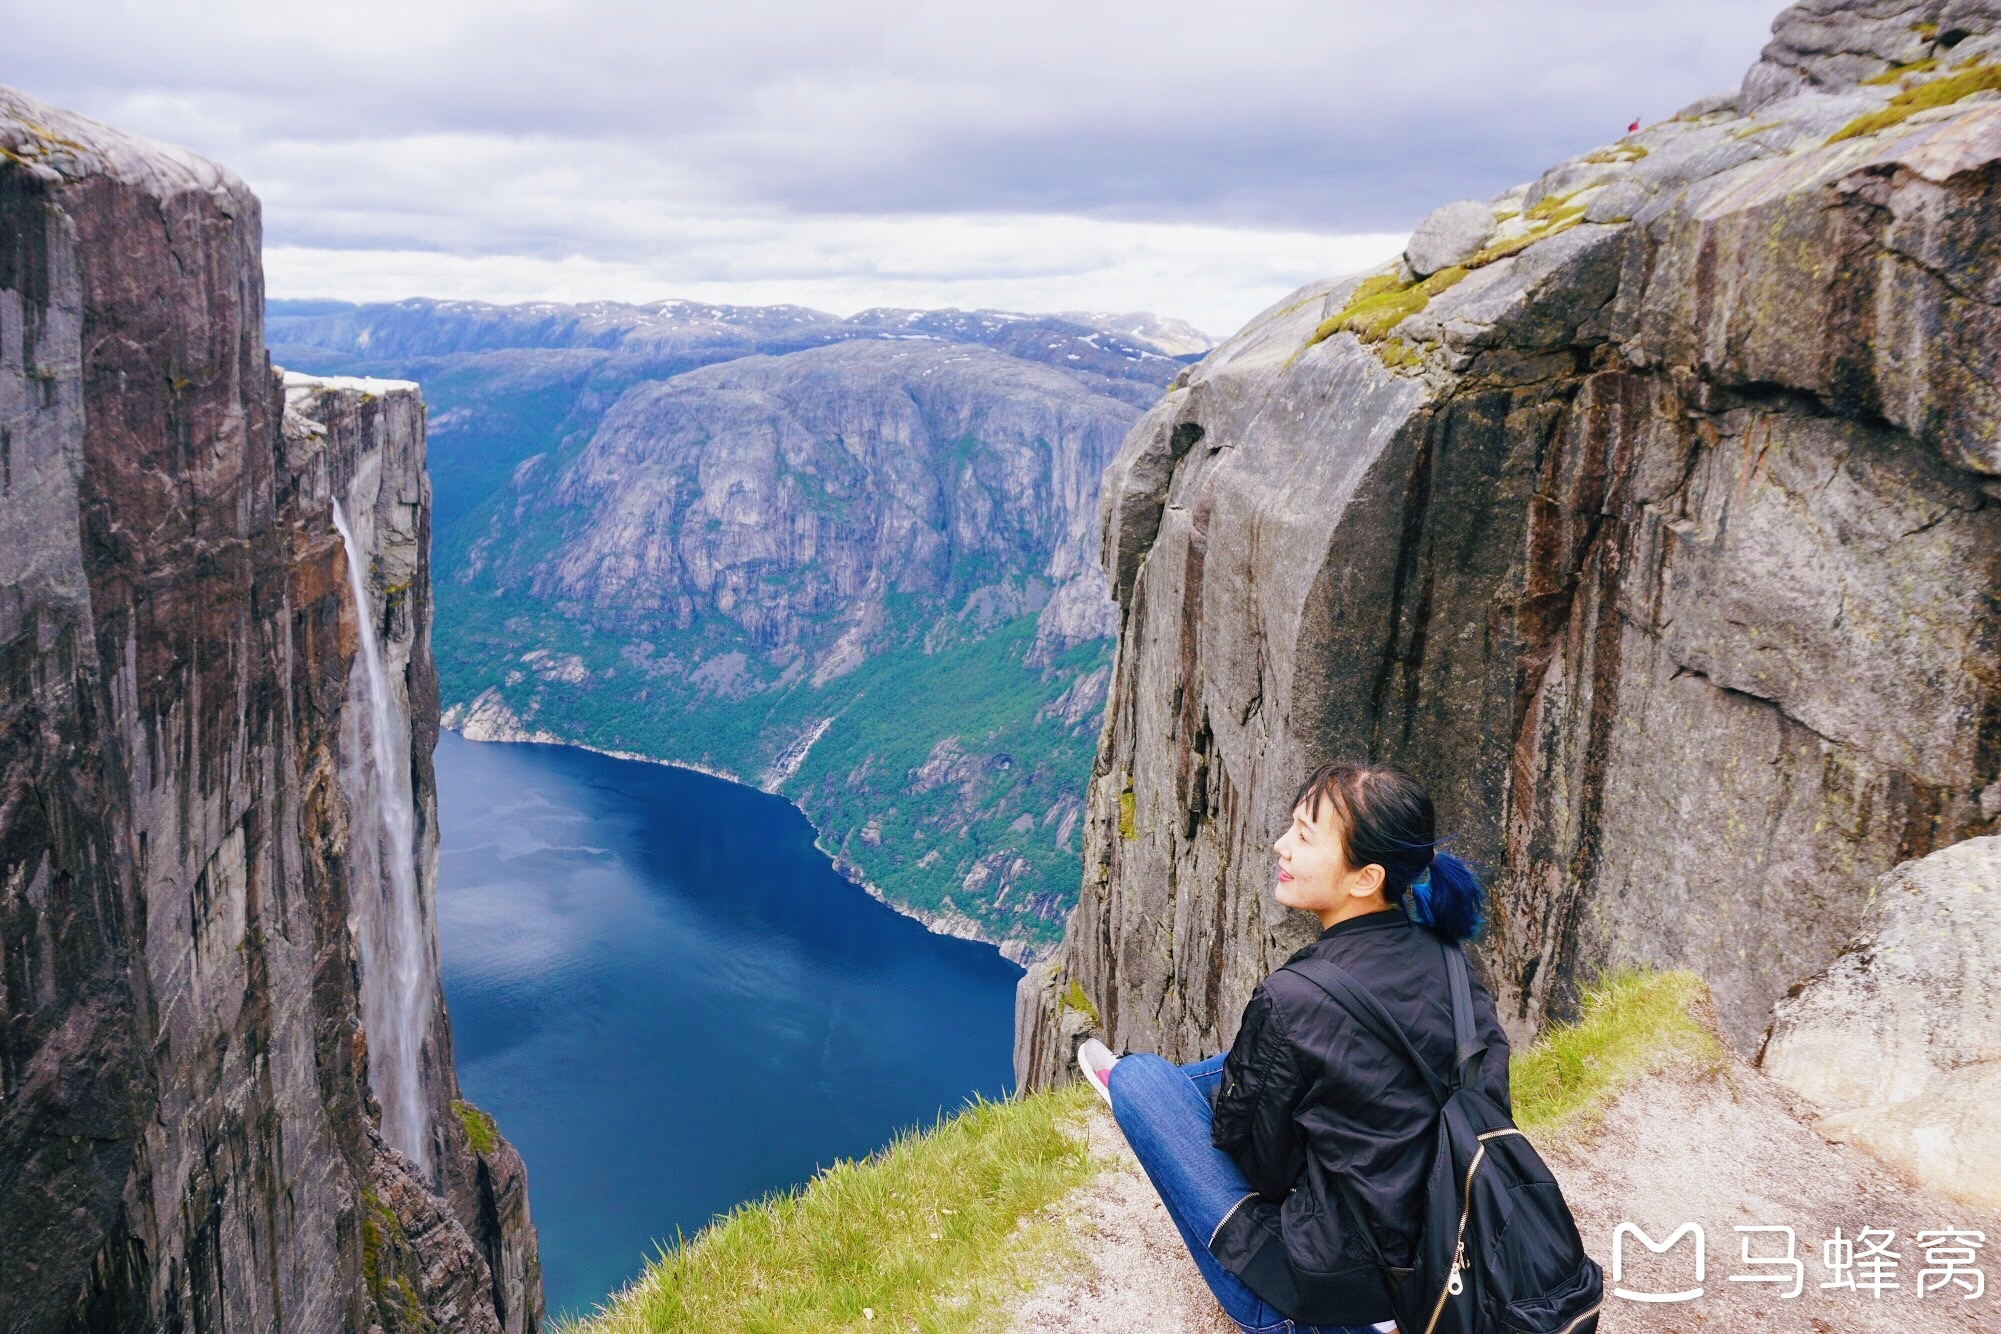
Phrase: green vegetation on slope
[
  {"left": 1299, "top": 190, "right": 1592, "bottom": 367},
  {"left": 563, "top": 1083, "right": 1100, "bottom": 1333},
  {"left": 568, "top": 967, "right": 1715, "bottom": 1328},
  {"left": 1509, "top": 966, "right": 1724, "bottom": 1142},
  {"left": 1830, "top": 59, "right": 2001, "bottom": 141},
  {"left": 454, "top": 1098, "right": 499, "bottom": 1156}
]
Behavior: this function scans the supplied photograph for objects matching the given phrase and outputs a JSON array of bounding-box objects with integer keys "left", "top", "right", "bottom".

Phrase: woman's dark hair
[{"left": 1289, "top": 760, "right": 1485, "bottom": 943}]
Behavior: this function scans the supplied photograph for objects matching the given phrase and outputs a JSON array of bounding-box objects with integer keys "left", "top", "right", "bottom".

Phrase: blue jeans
[{"left": 1108, "top": 1052, "right": 1381, "bottom": 1334}]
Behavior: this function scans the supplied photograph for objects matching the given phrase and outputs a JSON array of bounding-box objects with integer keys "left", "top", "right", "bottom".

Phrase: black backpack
[{"left": 1281, "top": 938, "right": 1602, "bottom": 1334}]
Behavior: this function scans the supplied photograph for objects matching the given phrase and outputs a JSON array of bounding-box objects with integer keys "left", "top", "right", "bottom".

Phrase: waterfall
[{"left": 332, "top": 497, "right": 433, "bottom": 1175}]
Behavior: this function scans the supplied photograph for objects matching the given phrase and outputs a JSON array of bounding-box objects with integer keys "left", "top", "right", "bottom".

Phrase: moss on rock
[
  {"left": 453, "top": 1098, "right": 499, "bottom": 1156},
  {"left": 1831, "top": 60, "right": 2001, "bottom": 141},
  {"left": 1059, "top": 979, "right": 1100, "bottom": 1026}
]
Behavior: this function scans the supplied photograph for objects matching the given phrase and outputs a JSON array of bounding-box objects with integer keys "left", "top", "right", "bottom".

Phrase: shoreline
[{"left": 439, "top": 693, "right": 1051, "bottom": 970}]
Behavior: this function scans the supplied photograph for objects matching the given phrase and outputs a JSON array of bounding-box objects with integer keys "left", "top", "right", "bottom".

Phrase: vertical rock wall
[
  {"left": 1019, "top": 0, "right": 2001, "bottom": 1088},
  {"left": 0, "top": 86, "right": 539, "bottom": 1331}
]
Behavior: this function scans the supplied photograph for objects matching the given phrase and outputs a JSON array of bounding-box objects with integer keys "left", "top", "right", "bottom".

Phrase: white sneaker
[{"left": 1076, "top": 1038, "right": 1119, "bottom": 1107}]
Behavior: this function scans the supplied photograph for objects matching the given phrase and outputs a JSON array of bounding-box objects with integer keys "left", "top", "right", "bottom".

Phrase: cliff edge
[
  {"left": 0, "top": 86, "right": 539, "bottom": 1329},
  {"left": 1019, "top": 0, "right": 2001, "bottom": 1093}
]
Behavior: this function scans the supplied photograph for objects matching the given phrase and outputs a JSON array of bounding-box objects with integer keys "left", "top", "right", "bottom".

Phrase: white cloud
[
  {"left": 13, "top": 0, "right": 1782, "bottom": 334},
  {"left": 265, "top": 219, "right": 1409, "bottom": 337}
]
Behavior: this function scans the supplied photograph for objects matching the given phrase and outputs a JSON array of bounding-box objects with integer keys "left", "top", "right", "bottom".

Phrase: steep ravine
[
  {"left": 1018, "top": 0, "right": 2001, "bottom": 1089},
  {"left": 0, "top": 87, "right": 539, "bottom": 1329},
  {"left": 269, "top": 298, "right": 1201, "bottom": 964}
]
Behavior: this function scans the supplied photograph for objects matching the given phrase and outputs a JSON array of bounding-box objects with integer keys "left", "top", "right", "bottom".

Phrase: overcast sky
[{"left": 11, "top": 1, "right": 1781, "bottom": 335}]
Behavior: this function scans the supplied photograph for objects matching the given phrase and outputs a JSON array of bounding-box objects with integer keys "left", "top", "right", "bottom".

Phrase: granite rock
[
  {"left": 1403, "top": 200, "right": 1496, "bottom": 278},
  {"left": 1758, "top": 836, "right": 2001, "bottom": 1209}
]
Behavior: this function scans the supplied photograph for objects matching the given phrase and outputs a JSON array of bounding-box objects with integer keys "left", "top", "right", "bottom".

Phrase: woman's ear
[{"left": 1351, "top": 862, "right": 1386, "bottom": 899}]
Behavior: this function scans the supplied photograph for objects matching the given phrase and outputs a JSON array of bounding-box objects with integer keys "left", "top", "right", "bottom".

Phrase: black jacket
[{"left": 1207, "top": 907, "right": 1513, "bottom": 1326}]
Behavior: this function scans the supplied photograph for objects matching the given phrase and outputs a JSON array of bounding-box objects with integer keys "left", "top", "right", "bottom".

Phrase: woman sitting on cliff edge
[{"left": 1077, "top": 760, "right": 1511, "bottom": 1334}]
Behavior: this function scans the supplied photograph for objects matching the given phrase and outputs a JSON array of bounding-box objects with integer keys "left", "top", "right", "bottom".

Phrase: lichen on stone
[
  {"left": 358, "top": 1187, "right": 421, "bottom": 1326},
  {"left": 1729, "top": 118, "right": 1787, "bottom": 139},
  {"left": 1117, "top": 778, "right": 1136, "bottom": 841},
  {"left": 1581, "top": 143, "right": 1649, "bottom": 164}
]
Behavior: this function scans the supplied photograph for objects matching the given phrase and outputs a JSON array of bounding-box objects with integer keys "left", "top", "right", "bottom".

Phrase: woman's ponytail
[{"left": 1416, "top": 850, "right": 1485, "bottom": 943}]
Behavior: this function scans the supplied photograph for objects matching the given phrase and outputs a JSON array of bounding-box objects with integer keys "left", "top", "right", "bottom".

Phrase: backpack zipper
[
  {"left": 1421, "top": 1129, "right": 1524, "bottom": 1334},
  {"left": 1554, "top": 1300, "right": 1603, "bottom": 1334}
]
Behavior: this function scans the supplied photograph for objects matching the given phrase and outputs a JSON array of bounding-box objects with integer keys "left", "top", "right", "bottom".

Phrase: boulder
[
  {"left": 1403, "top": 199, "right": 1496, "bottom": 277},
  {"left": 1759, "top": 836, "right": 2001, "bottom": 1209}
]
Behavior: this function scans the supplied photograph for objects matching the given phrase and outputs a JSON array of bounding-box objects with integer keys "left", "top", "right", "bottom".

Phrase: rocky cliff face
[
  {"left": 1019, "top": 0, "right": 2001, "bottom": 1088},
  {"left": 469, "top": 340, "right": 1132, "bottom": 674},
  {"left": 0, "top": 86, "right": 539, "bottom": 1331}
]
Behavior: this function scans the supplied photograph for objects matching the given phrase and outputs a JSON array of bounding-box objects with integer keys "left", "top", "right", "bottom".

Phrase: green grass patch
[
  {"left": 1830, "top": 60, "right": 2001, "bottom": 141},
  {"left": 1117, "top": 779, "right": 1136, "bottom": 841},
  {"left": 1327, "top": 265, "right": 1468, "bottom": 341},
  {"left": 1464, "top": 217, "right": 1583, "bottom": 269},
  {"left": 563, "top": 1082, "right": 1102, "bottom": 1332},
  {"left": 1510, "top": 967, "right": 1724, "bottom": 1144},
  {"left": 1296, "top": 188, "right": 1607, "bottom": 366},
  {"left": 454, "top": 1098, "right": 499, "bottom": 1155},
  {"left": 1375, "top": 337, "right": 1425, "bottom": 371},
  {"left": 1522, "top": 190, "right": 1576, "bottom": 223},
  {"left": 1300, "top": 267, "right": 1468, "bottom": 363}
]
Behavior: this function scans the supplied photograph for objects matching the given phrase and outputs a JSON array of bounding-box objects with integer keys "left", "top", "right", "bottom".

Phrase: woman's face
[{"left": 1273, "top": 795, "right": 1387, "bottom": 927}]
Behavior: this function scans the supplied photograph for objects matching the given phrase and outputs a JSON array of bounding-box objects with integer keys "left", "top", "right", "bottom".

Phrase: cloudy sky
[{"left": 13, "top": 1, "right": 1780, "bottom": 335}]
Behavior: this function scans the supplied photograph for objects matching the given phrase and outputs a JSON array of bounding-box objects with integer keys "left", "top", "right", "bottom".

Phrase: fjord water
[{"left": 433, "top": 732, "right": 1024, "bottom": 1317}]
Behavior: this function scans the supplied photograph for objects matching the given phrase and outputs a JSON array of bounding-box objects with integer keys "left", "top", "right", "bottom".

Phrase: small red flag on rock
[{"left": 1628, "top": 118, "right": 1641, "bottom": 133}]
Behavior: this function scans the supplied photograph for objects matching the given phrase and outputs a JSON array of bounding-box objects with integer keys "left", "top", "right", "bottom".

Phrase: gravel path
[
  {"left": 1006, "top": 1098, "right": 1237, "bottom": 1333},
  {"left": 1006, "top": 1041, "right": 1999, "bottom": 1332}
]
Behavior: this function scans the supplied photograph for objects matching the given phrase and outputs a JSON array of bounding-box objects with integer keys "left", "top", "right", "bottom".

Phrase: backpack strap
[
  {"left": 1442, "top": 938, "right": 1488, "bottom": 1093},
  {"left": 1276, "top": 952, "right": 1433, "bottom": 1283},
  {"left": 1279, "top": 956, "right": 1450, "bottom": 1105}
]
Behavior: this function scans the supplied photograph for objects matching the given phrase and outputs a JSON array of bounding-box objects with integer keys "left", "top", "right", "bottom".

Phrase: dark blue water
[{"left": 433, "top": 732, "right": 1024, "bottom": 1319}]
